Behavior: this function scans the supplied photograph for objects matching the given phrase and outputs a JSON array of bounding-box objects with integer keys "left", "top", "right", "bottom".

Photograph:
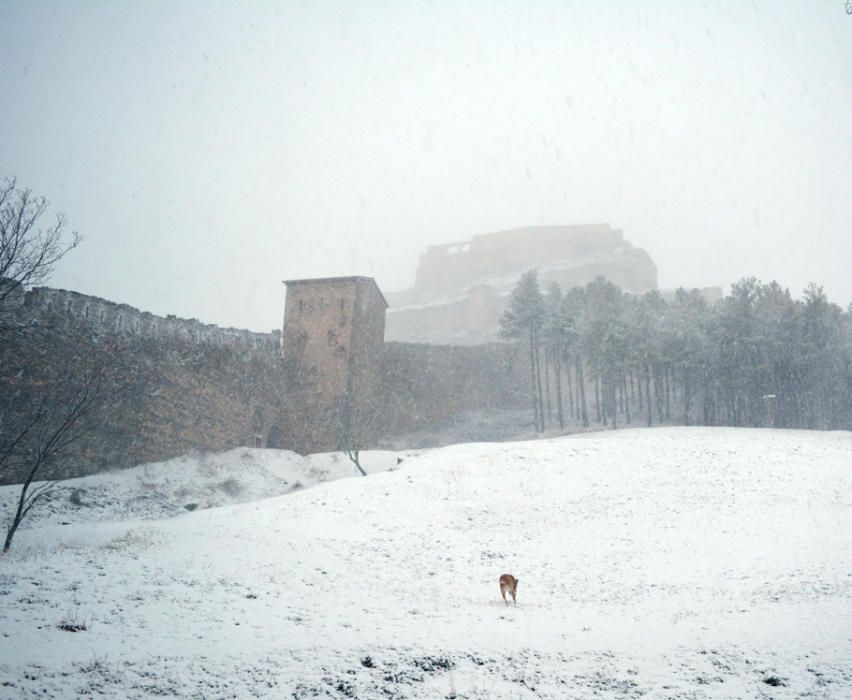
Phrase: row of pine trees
[{"left": 500, "top": 272, "right": 852, "bottom": 432}]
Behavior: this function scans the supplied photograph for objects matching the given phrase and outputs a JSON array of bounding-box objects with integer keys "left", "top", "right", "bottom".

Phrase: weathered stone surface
[
  {"left": 280, "top": 277, "right": 387, "bottom": 452},
  {"left": 0, "top": 291, "right": 287, "bottom": 484},
  {"left": 0, "top": 319, "right": 287, "bottom": 484},
  {"left": 377, "top": 341, "right": 530, "bottom": 438},
  {"left": 14, "top": 286, "right": 281, "bottom": 350},
  {"left": 0, "top": 278, "right": 531, "bottom": 483},
  {"left": 385, "top": 224, "right": 658, "bottom": 345}
]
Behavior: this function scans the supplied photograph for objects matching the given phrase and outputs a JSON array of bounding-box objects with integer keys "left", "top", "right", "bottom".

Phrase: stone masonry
[
  {"left": 1, "top": 224, "right": 666, "bottom": 482},
  {"left": 280, "top": 276, "right": 388, "bottom": 451}
]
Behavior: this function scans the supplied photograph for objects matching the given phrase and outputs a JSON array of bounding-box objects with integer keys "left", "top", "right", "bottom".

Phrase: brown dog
[{"left": 499, "top": 574, "right": 518, "bottom": 605}]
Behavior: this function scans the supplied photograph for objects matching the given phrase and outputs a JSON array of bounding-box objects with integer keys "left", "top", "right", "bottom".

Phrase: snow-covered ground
[
  {"left": 0, "top": 447, "right": 412, "bottom": 527},
  {"left": 1, "top": 427, "right": 850, "bottom": 698}
]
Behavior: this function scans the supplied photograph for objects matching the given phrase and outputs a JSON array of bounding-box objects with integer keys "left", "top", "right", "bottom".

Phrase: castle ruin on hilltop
[{"left": 384, "top": 224, "right": 658, "bottom": 345}]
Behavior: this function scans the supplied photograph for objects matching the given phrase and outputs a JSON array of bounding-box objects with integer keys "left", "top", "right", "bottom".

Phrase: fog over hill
[
  {"left": 385, "top": 224, "right": 661, "bottom": 345},
  {"left": 2, "top": 3, "right": 850, "bottom": 331}
]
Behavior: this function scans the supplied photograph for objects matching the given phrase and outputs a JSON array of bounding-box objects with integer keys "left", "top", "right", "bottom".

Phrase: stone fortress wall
[
  {"left": 1, "top": 224, "right": 679, "bottom": 483},
  {"left": 379, "top": 341, "right": 530, "bottom": 438},
  {"left": 0, "top": 282, "right": 530, "bottom": 484},
  {"left": 7, "top": 286, "right": 281, "bottom": 351},
  {"left": 1, "top": 285, "right": 288, "bottom": 484}
]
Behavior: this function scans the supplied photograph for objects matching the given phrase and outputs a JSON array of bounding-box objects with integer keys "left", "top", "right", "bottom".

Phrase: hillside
[
  {"left": 384, "top": 224, "right": 658, "bottom": 345},
  {"left": 0, "top": 428, "right": 850, "bottom": 698}
]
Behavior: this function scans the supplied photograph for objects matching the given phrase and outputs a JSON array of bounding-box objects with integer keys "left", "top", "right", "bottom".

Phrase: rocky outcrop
[{"left": 385, "top": 224, "right": 657, "bottom": 345}]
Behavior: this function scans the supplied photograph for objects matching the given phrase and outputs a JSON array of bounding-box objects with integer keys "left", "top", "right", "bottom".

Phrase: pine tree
[
  {"left": 500, "top": 270, "right": 546, "bottom": 432},
  {"left": 542, "top": 282, "right": 566, "bottom": 429}
]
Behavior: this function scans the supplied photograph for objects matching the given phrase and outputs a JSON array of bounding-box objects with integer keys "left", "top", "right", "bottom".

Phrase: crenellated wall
[
  {"left": 1, "top": 283, "right": 531, "bottom": 484},
  {"left": 0, "top": 224, "right": 669, "bottom": 481},
  {"left": 0, "top": 286, "right": 287, "bottom": 484},
  {"left": 14, "top": 287, "right": 281, "bottom": 351}
]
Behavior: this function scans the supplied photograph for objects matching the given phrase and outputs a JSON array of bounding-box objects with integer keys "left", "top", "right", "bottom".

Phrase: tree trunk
[
  {"left": 554, "top": 354, "right": 564, "bottom": 430},
  {"left": 577, "top": 358, "right": 589, "bottom": 427},
  {"left": 664, "top": 365, "right": 671, "bottom": 421},
  {"left": 528, "top": 327, "right": 539, "bottom": 431},
  {"left": 576, "top": 363, "right": 582, "bottom": 419},
  {"left": 566, "top": 359, "right": 575, "bottom": 420},
  {"left": 347, "top": 448, "right": 367, "bottom": 477},
  {"left": 610, "top": 380, "right": 618, "bottom": 430},
  {"left": 655, "top": 365, "right": 665, "bottom": 424},
  {"left": 627, "top": 369, "right": 642, "bottom": 412},
  {"left": 543, "top": 346, "right": 552, "bottom": 421},
  {"left": 645, "top": 365, "right": 653, "bottom": 426},
  {"left": 4, "top": 455, "right": 46, "bottom": 553},
  {"left": 534, "top": 330, "right": 545, "bottom": 431},
  {"left": 595, "top": 376, "right": 602, "bottom": 424},
  {"left": 3, "top": 527, "right": 14, "bottom": 553}
]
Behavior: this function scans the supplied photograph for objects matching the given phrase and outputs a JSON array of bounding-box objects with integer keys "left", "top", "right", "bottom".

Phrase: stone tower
[{"left": 281, "top": 276, "right": 387, "bottom": 451}]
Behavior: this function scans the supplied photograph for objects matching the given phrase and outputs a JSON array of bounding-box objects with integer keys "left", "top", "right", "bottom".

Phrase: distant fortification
[
  {"left": 0, "top": 275, "right": 530, "bottom": 484},
  {"left": 0, "top": 224, "right": 666, "bottom": 483},
  {"left": 385, "top": 224, "right": 657, "bottom": 345}
]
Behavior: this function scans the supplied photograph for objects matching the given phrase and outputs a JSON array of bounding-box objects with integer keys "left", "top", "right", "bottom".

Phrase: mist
[{"left": 2, "top": 1, "right": 850, "bottom": 332}]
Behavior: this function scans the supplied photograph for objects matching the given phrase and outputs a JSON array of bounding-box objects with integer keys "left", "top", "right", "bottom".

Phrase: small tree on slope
[
  {"left": 0, "top": 177, "right": 143, "bottom": 552},
  {"left": 332, "top": 391, "right": 369, "bottom": 477},
  {"left": 1, "top": 327, "right": 145, "bottom": 552}
]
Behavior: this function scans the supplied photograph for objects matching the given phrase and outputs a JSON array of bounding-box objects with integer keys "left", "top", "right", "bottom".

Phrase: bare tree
[
  {"left": 0, "top": 177, "right": 80, "bottom": 310},
  {"left": 0, "top": 178, "right": 141, "bottom": 552},
  {"left": 1, "top": 329, "right": 143, "bottom": 552},
  {"left": 333, "top": 391, "right": 370, "bottom": 477}
]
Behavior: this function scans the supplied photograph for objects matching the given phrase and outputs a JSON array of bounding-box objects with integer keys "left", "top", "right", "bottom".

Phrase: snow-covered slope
[
  {"left": 1, "top": 428, "right": 850, "bottom": 698},
  {"left": 0, "top": 447, "right": 411, "bottom": 526}
]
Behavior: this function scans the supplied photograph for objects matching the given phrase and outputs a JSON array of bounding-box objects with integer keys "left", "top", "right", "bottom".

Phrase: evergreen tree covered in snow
[
  {"left": 499, "top": 270, "right": 546, "bottom": 432},
  {"left": 501, "top": 273, "right": 852, "bottom": 432}
]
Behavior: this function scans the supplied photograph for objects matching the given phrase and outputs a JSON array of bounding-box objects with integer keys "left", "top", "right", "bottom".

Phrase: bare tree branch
[
  {"left": 1, "top": 327, "right": 146, "bottom": 552},
  {"left": 0, "top": 177, "right": 80, "bottom": 311},
  {"left": 334, "top": 392, "right": 369, "bottom": 477}
]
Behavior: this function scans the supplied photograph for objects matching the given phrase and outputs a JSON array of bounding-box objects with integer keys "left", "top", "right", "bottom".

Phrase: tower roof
[{"left": 282, "top": 276, "right": 388, "bottom": 308}]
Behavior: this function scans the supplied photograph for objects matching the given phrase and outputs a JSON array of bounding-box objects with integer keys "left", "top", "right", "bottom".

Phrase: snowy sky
[{"left": 2, "top": 1, "right": 850, "bottom": 332}]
